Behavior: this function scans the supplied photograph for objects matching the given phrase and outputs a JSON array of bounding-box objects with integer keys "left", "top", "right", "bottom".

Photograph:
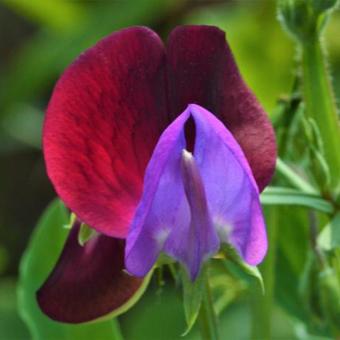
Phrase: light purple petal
[
  {"left": 190, "top": 104, "right": 267, "bottom": 265},
  {"left": 125, "top": 104, "right": 267, "bottom": 280}
]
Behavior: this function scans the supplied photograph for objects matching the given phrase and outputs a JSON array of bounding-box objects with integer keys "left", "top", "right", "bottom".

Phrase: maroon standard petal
[
  {"left": 37, "top": 222, "right": 145, "bottom": 323},
  {"left": 167, "top": 25, "right": 276, "bottom": 191},
  {"left": 43, "top": 27, "right": 168, "bottom": 238}
]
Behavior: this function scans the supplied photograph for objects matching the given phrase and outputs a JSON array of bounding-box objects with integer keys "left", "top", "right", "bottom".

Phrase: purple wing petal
[
  {"left": 190, "top": 104, "right": 267, "bottom": 265},
  {"left": 125, "top": 110, "right": 189, "bottom": 276},
  {"left": 125, "top": 103, "right": 267, "bottom": 280}
]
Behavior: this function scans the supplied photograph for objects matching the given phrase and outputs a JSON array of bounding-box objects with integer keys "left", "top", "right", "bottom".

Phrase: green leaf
[
  {"left": 261, "top": 187, "right": 334, "bottom": 214},
  {"left": 221, "top": 244, "right": 264, "bottom": 293},
  {"left": 276, "top": 158, "right": 319, "bottom": 194},
  {"left": 180, "top": 266, "right": 205, "bottom": 335},
  {"left": 17, "top": 199, "right": 123, "bottom": 340},
  {"left": 318, "top": 213, "right": 340, "bottom": 251}
]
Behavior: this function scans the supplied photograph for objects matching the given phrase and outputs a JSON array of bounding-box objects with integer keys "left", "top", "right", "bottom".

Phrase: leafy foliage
[{"left": 17, "top": 199, "right": 123, "bottom": 340}]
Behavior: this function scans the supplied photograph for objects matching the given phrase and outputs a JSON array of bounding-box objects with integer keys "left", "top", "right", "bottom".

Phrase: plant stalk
[
  {"left": 301, "top": 36, "right": 340, "bottom": 192},
  {"left": 198, "top": 275, "right": 219, "bottom": 340},
  {"left": 250, "top": 207, "right": 278, "bottom": 340}
]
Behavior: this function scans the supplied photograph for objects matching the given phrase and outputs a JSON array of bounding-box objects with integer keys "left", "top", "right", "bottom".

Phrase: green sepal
[
  {"left": 277, "top": 0, "right": 315, "bottom": 42},
  {"left": 278, "top": 0, "right": 337, "bottom": 42},
  {"left": 155, "top": 253, "right": 175, "bottom": 267},
  {"left": 318, "top": 213, "right": 340, "bottom": 251},
  {"left": 77, "top": 223, "right": 98, "bottom": 246},
  {"left": 180, "top": 265, "right": 205, "bottom": 335},
  {"left": 220, "top": 244, "right": 264, "bottom": 294},
  {"left": 64, "top": 212, "right": 76, "bottom": 229}
]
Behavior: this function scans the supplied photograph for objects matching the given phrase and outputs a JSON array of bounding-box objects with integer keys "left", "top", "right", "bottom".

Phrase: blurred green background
[{"left": 0, "top": 0, "right": 339, "bottom": 339}]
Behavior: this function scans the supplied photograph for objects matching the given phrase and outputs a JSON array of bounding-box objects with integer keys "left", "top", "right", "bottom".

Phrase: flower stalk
[
  {"left": 250, "top": 208, "right": 278, "bottom": 340},
  {"left": 198, "top": 273, "right": 219, "bottom": 340}
]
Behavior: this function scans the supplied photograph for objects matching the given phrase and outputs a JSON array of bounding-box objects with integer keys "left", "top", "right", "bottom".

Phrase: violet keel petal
[{"left": 164, "top": 150, "right": 219, "bottom": 279}]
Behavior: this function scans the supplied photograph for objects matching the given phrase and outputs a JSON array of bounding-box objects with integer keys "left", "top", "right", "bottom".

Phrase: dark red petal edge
[
  {"left": 37, "top": 221, "right": 145, "bottom": 323},
  {"left": 167, "top": 25, "right": 276, "bottom": 191},
  {"left": 43, "top": 26, "right": 168, "bottom": 238}
]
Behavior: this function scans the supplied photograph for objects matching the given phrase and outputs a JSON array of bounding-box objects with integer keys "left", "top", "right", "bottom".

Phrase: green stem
[
  {"left": 301, "top": 36, "right": 340, "bottom": 191},
  {"left": 198, "top": 275, "right": 219, "bottom": 340},
  {"left": 250, "top": 207, "right": 278, "bottom": 340}
]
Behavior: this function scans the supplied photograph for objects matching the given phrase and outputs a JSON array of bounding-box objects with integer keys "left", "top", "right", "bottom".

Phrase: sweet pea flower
[{"left": 38, "top": 26, "right": 276, "bottom": 323}]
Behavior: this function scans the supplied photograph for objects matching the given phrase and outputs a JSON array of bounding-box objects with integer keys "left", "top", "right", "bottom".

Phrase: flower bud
[
  {"left": 278, "top": 0, "right": 337, "bottom": 41},
  {"left": 278, "top": 0, "right": 315, "bottom": 41}
]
